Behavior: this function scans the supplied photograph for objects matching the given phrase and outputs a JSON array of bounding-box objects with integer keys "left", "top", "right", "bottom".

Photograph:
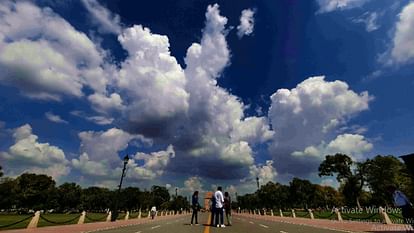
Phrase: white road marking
[
  {"left": 151, "top": 225, "right": 161, "bottom": 229},
  {"left": 259, "top": 224, "right": 269, "bottom": 228},
  {"left": 135, "top": 231, "right": 142, "bottom": 233},
  {"left": 280, "top": 231, "right": 288, "bottom": 233},
  {"left": 249, "top": 221, "right": 254, "bottom": 224}
]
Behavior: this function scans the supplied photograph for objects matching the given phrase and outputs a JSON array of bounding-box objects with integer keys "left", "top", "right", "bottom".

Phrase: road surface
[{"left": 94, "top": 213, "right": 353, "bottom": 233}]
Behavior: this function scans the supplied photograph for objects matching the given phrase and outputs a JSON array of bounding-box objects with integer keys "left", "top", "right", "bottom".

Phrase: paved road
[{"left": 95, "top": 213, "right": 355, "bottom": 233}]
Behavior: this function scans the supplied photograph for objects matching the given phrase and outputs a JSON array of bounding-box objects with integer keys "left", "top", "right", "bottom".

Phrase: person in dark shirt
[
  {"left": 224, "top": 192, "right": 232, "bottom": 226},
  {"left": 210, "top": 195, "right": 216, "bottom": 226},
  {"left": 387, "top": 185, "right": 414, "bottom": 227},
  {"left": 191, "top": 191, "right": 199, "bottom": 225}
]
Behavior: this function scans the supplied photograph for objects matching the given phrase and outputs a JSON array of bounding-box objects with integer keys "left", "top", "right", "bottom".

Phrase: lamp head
[{"left": 123, "top": 154, "right": 129, "bottom": 164}]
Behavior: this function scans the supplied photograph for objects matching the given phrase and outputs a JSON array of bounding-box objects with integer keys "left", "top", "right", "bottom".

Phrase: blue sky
[{"left": 0, "top": 0, "right": 414, "bottom": 196}]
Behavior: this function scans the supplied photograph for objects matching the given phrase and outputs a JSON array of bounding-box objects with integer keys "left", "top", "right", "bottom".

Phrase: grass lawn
[
  {"left": 84, "top": 213, "right": 108, "bottom": 223},
  {"left": 38, "top": 213, "right": 81, "bottom": 227},
  {"left": 0, "top": 214, "right": 33, "bottom": 230}
]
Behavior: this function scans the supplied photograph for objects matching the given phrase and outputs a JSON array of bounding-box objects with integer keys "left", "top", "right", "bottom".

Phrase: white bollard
[
  {"left": 27, "top": 211, "right": 40, "bottom": 229},
  {"left": 138, "top": 209, "right": 142, "bottom": 219},
  {"left": 271, "top": 209, "right": 274, "bottom": 216},
  {"left": 279, "top": 209, "right": 283, "bottom": 217},
  {"left": 379, "top": 207, "right": 392, "bottom": 224},
  {"left": 291, "top": 209, "right": 296, "bottom": 218},
  {"left": 334, "top": 208, "right": 343, "bottom": 221},
  {"left": 106, "top": 211, "right": 112, "bottom": 222},
  {"left": 148, "top": 211, "right": 151, "bottom": 219},
  {"left": 77, "top": 211, "right": 86, "bottom": 224},
  {"left": 125, "top": 211, "right": 129, "bottom": 220},
  {"left": 308, "top": 209, "right": 314, "bottom": 219}
]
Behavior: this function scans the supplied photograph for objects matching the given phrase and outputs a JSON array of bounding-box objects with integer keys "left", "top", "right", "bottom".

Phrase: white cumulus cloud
[
  {"left": 130, "top": 145, "right": 175, "bottom": 180},
  {"left": 268, "top": 76, "right": 372, "bottom": 178},
  {"left": 0, "top": 124, "right": 70, "bottom": 180},
  {"left": 0, "top": 0, "right": 112, "bottom": 101},
  {"left": 390, "top": 2, "right": 414, "bottom": 64},
  {"left": 292, "top": 133, "right": 373, "bottom": 161},
  {"left": 237, "top": 9, "right": 255, "bottom": 38}
]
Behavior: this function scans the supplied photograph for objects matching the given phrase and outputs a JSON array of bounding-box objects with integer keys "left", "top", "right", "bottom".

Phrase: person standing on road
[
  {"left": 191, "top": 191, "right": 200, "bottom": 225},
  {"left": 214, "top": 186, "right": 225, "bottom": 228},
  {"left": 210, "top": 195, "right": 216, "bottom": 226},
  {"left": 387, "top": 185, "right": 414, "bottom": 227},
  {"left": 224, "top": 192, "right": 232, "bottom": 226},
  {"left": 150, "top": 206, "right": 157, "bottom": 220}
]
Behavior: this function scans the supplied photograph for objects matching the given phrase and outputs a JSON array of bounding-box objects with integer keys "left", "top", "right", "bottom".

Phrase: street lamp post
[
  {"left": 175, "top": 188, "right": 178, "bottom": 197},
  {"left": 111, "top": 155, "right": 129, "bottom": 221},
  {"left": 256, "top": 177, "right": 260, "bottom": 190}
]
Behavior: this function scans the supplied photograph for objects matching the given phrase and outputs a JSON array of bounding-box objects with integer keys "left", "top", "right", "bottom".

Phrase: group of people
[
  {"left": 189, "top": 185, "right": 414, "bottom": 228},
  {"left": 190, "top": 186, "right": 232, "bottom": 228}
]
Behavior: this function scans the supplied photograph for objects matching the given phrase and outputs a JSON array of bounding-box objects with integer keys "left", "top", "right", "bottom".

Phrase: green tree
[
  {"left": 169, "top": 195, "right": 189, "bottom": 211},
  {"left": 58, "top": 183, "right": 82, "bottom": 211},
  {"left": 139, "top": 190, "right": 152, "bottom": 210},
  {"left": 0, "top": 177, "right": 17, "bottom": 210},
  {"left": 364, "top": 155, "right": 414, "bottom": 205},
  {"left": 319, "top": 153, "right": 365, "bottom": 208},
  {"left": 289, "top": 178, "right": 315, "bottom": 209},
  {"left": 150, "top": 186, "right": 170, "bottom": 208},
  {"left": 313, "top": 185, "right": 343, "bottom": 209},
  {"left": 14, "top": 173, "right": 57, "bottom": 210},
  {"left": 257, "top": 182, "right": 290, "bottom": 209},
  {"left": 119, "top": 187, "right": 141, "bottom": 211},
  {"left": 81, "top": 187, "right": 114, "bottom": 211}
]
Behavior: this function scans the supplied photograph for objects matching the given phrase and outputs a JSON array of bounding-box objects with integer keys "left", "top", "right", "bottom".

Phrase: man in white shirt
[
  {"left": 214, "top": 186, "right": 225, "bottom": 227},
  {"left": 150, "top": 206, "right": 157, "bottom": 220},
  {"left": 388, "top": 185, "right": 413, "bottom": 227}
]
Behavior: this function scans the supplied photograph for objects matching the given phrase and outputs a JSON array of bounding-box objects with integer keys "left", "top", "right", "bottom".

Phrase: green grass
[
  {"left": 116, "top": 213, "right": 126, "bottom": 220},
  {"left": 388, "top": 212, "right": 405, "bottom": 224},
  {"left": 312, "top": 211, "right": 337, "bottom": 220},
  {"left": 84, "top": 213, "right": 108, "bottom": 223},
  {"left": 129, "top": 212, "right": 141, "bottom": 218},
  {"left": 295, "top": 211, "right": 310, "bottom": 218},
  {"left": 282, "top": 211, "right": 293, "bottom": 217},
  {"left": 340, "top": 212, "right": 381, "bottom": 222},
  {"left": 0, "top": 214, "right": 33, "bottom": 230},
  {"left": 38, "top": 213, "right": 81, "bottom": 227}
]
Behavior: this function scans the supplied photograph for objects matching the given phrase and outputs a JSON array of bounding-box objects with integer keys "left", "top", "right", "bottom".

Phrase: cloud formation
[
  {"left": 352, "top": 12, "right": 380, "bottom": 32},
  {"left": 45, "top": 112, "right": 68, "bottom": 124},
  {"left": 268, "top": 76, "right": 372, "bottom": 177},
  {"left": 0, "top": 0, "right": 111, "bottom": 100},
  {"left": 237, "top": 9, "right": 255, "bottom": 38},
  {"left": 0, "top": 1, "right": 375, "bottom": 193},
  {"left": 390, "top": 2, "right": 414, "bottom": 64},
  {"left": 71, "top": 128, "right": 171, "bottom": 183},
  {"left": 0, "top": 124, "right": 70, "bottom": 180},
  {"left": 317, "top": 0, "right": 370, "bottom": 13},
  {"left": 292, "top": 133, "right": 373, "bottom": 161},
  {"left": 81, "top": 0, "right": 122, "bottom": 34}
]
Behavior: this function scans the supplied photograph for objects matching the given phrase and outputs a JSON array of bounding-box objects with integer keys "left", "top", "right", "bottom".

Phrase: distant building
[{"left": 204, "top": 191, "right": 213, "bottom": 210}]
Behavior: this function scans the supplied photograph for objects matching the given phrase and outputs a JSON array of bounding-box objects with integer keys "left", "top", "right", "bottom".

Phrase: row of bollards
[
  {"left": 27, "top": 209, "right": 190, "bottom": 229},
  {"left": 238, "top": 207, "right": 393, "bottom": 224}
]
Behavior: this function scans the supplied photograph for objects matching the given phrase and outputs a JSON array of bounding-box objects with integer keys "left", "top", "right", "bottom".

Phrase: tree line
[
  {"left": 1, "top": 154, "right": 413, "bottom": 212},
  {"left": 236, "top": 154, "right": 414, "bottom": 210},
  {"left": 0, "top": 171, "right": 189, "bottom": 213}
]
